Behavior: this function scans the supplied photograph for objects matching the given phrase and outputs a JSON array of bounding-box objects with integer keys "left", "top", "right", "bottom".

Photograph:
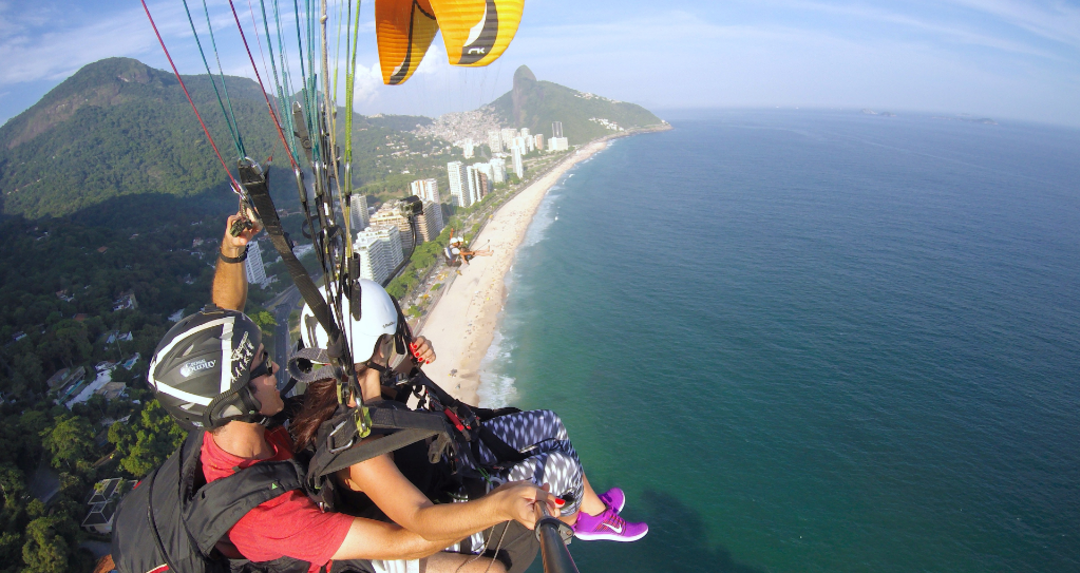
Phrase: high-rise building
[
  {"left": 355, "top": 225, "right": 403, "bottom": 284},
  {"left": 462, "top": 139, "right": 475, "bottom": 159},
  {"left": 534, "top": 134, "right": 545, "bottom": 151},
  {"left": 370, "top": 202, "right": 415, "bottom": 253},
  {"left": 521, "top": 128, "right": 530, "bottom": 139},
  {"left": 501, "top": 128, "right": 517, "bottom": 151},
  {"left": 477, "top": 172, "right": 489, "bottom": 201},
  {"left": 417, "top": 201, "right": 445, "bottom": 242},
  {"left": 447, "top": 161, "right": 470, "bottom": 207},
  {"left": 410, "top": 178, "right": 440, "bottom": 204},
  {"left": 552, "top": 121, "right": 563, "bottom": 138},
  {"left": 348, "top": 193, "right": 369, "bottom": 233},
  {"left": 511, "top": 146, "right": 524, "bottom": 178},
  {"left": 474, "top": 162, "right": 495, "bottom": 186},
  {"left": 548, "top": 137, "right": 569, "bottom": 152},
  {"left": 245, "top": 241, "right": 267, "bottom": 286},
  {"left": 487, "top": 130, "right": 502, "bottom": 153},
  {"left": 513, "top": 136, "right": 526, "bottom": 157},
  {"left": 465, "top": 165, "right": 480, "bottom": 205},
  {"left": 490, "top": 156, "right": 507, "bottom": 183}
]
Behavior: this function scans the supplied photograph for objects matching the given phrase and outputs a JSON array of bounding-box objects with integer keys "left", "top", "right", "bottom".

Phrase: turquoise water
[{"left": 482, "top": 111, "right": 1080, "bottom": 573}]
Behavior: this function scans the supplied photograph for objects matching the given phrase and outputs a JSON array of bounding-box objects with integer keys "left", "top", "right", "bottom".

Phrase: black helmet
[{"left": 147, "top": 307, "right": 267, "bottom": 430}]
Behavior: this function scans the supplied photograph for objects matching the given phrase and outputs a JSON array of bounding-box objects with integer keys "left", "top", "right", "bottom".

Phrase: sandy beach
[{"left": 419, "top": 139, "right": 609, "bottom": 404}]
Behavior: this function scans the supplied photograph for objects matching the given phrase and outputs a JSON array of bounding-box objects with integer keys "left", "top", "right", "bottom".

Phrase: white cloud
[
  {"left": 0, "top": 1, "right": 192, "bottom": 85},
  {"left": 350, "top": 61, "right": 384, "bottom": 106}
]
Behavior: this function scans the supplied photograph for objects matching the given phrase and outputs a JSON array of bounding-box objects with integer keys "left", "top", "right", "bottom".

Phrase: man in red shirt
[{"left": 141, "top": 215, "right": 554, "bottom": 573}]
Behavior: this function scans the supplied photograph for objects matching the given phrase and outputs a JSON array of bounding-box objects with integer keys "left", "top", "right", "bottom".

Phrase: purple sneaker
[
  {"left": 572, "top": 506, "right": 648, "bottom": 542},
  {"left": 599, "top": 487, "right": 625, "bottom": 514}
]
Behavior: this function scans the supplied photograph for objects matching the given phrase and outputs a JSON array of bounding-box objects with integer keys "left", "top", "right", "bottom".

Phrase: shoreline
[{"left": 418, "top": 138, "right": 613, "bottom": 404}]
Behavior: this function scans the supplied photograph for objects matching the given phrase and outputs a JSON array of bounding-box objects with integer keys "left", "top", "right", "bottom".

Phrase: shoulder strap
[
  {"left": 306, "top": 404, "right": 456, "bottom": 488},
  {"left": 183, "top": 458, "right": 304, "bottom": 557}
]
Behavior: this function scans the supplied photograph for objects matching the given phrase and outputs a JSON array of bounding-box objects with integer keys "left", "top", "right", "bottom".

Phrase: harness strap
[
  {"left": 239, "top": 161, "right": 339, "bottom": 344},
  {"left": 144, "top": 468, "right": 180, "bottom": 573},
  {"left": 477, "top": 425, "right": 529, "bottom": 464},
  {"left": 184, "top": 458, "right": 304, "bottom": 556},
  {"left": 286, "top": 347, "right": 344, "bottom": 385},
  {"left": 306, "top": 405, "right": 457, "bottom": 487}
]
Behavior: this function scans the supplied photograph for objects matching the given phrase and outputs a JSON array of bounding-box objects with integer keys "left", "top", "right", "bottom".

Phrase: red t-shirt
[{"left": 201, "top": 427, "right": 354, "bottom": 571}]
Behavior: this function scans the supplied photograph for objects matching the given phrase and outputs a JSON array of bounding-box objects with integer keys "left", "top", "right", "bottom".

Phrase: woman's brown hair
[{"left": 290, "top": 378, "right": 340, "bottom": 451}]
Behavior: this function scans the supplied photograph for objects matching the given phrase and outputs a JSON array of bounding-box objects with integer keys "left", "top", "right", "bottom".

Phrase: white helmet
[{"left": 299, "top": 280, "right": 399, "bottom": 364}]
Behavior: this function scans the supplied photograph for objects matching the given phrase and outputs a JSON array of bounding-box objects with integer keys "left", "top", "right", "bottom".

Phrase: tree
[
  {"left": 250, "top": 310, "right": 278, "bottom": 339},
  {"left": 119, "top": 400, "right": 185, "bottom": 478},
  {"left": 9, "top": 353, "right": 42, "bottom": 398},
  {"left": 21, "top": 517, "right": 68, "bottom": 573},
  {"left": 0, "top": 463, "right": 26, "bottom": 507},
  {"left": 41, "top": 414, "right": 96, "bottom": 473}
]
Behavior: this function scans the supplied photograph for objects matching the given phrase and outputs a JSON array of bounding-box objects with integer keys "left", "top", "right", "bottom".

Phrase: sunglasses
[{"left": 248, "top": 350, "right": 276, "bottom": 380}]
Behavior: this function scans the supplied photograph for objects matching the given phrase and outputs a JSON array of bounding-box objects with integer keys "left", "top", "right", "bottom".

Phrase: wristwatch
[{"left": 219, "top": 245, "right": 249, "bottom": 264}]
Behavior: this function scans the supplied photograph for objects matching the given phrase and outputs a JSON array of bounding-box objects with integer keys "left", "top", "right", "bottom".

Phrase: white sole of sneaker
[{"left": 573, "top": 528, "right": 648, "bottom": 543}]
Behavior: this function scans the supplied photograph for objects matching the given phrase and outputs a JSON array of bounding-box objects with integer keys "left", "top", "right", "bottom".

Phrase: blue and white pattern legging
[{"left": 461, "top": 409, "right": 585, "bottom": 517}]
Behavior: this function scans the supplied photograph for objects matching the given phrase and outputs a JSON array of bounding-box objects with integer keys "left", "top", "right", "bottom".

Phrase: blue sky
[{"left": 0, "top": 0, "right": 1078, "bottom": 127}]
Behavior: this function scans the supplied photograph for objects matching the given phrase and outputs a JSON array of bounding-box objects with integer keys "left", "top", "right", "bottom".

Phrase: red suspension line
[
  {"left": 140, "top": 0, "right": 242, "bottom": 194},
  {"left": 226, "top": 0, "right": 300, "bottom": 171}
]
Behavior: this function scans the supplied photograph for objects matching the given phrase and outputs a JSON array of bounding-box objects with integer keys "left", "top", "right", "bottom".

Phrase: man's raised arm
[{"left": 213, "top": 213, "right": 261, "bottom": 311}]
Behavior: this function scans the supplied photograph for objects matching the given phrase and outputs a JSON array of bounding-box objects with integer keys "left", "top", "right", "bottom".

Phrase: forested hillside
[{"left": 0, "top": 58, "right": 453, "bottom": 219}]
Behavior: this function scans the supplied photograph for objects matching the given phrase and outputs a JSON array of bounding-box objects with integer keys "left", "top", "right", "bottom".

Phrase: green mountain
[
  {"left": 0, "top": 59, "right": 664, "bottom": 220},
  {"left": 0, "top": 58, "right": 452, "bottom": 220},
  {"left": 487, "top": 66, "right": 665, "bottom": 144}
]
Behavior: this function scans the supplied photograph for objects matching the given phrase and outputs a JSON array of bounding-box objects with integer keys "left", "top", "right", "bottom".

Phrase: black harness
[
  {"left": 111, "top": 431, "right": 314, "bottom": 573},
  {"left": 293, "top": 359, "right": 525, "bottom": 514}
]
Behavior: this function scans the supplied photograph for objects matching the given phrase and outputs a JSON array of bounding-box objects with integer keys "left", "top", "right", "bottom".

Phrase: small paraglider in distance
[{"left": 443, "top": 228, "right": 492, "bottom": 270}]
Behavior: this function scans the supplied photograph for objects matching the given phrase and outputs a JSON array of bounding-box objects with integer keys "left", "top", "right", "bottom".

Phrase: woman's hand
[
  {"left": 488, "top": 481, "right": 561, "bottom": 530},
  {"left": 410, "top": 336, "right": 436, "bottom": 365}
]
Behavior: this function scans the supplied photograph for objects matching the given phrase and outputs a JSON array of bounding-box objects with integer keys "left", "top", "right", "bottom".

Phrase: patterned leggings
[{"left": 461, "top": 409, "right": 585, "bottom": 516}]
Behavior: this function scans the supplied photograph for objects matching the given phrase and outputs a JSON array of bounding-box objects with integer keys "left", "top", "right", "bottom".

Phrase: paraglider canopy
[{"left": 376, "top": 0, "right": 524, "bottom": 85}]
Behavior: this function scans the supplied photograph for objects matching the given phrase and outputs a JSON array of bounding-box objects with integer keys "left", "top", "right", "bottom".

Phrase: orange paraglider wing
[
  {"left": 428, "top": 0, "right": 524, "bottom": 66},
  {"left": 376, "top": 0, "right": 440, "bottom": 85}
]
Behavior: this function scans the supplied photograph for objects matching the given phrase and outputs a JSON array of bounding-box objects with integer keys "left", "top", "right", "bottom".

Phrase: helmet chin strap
[{"left": 204, "top": 384, "right": 268, "bottom": 428}]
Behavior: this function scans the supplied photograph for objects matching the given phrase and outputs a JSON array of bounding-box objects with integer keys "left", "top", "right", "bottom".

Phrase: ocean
[{"left": 478, "top": 110, "right": 1080, "bottom": 573}]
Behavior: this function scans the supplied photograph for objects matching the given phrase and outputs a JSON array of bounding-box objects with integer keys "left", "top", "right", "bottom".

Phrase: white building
[
  {"left": 501, "top": 128, "right": 517, "bottom": 151},
  {"left": 447, "top": 161, "right": 470, "bottom": 207},
  {"left": 490, "top": 156, "right": 507, "bottom": 183},
  {"left": 245, "top": 241, "right": 268, "bottom": 286},
  {"left": 349, "top": 193, "right": 369, "bottom": 232},
  {"left": 370, "top": 203, "right": 415, "bottom": 252},
  {"left": 465, "top": 165, "right": 482, "bottom": 205},
  {"left": 410, "top": 178, "right": 440, "bottom": 204},
  {"left": 511, "top": 146, "right": 524, "bottom": 178},
  {"left": 355, "top": 225, "right": 404, "bottom": 284},
  {"left": 462, "top": 139, "right": 475, "bottom": 159},
  {"left": 548, "top": 137, "right": 569, "bottom": 152},
  {"left": 487, "top": 130, "right": 502, "bottom": 153},
  {"left": 82, "top": 478, "right": 136, "bottom": 534}
]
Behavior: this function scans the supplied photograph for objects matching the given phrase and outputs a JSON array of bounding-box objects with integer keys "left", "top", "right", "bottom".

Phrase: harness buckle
[
  {"left": 326, "top": 406, "right": 370, "bottom": 454},
  {"left": 326, "top": 418, "right": 355, "bottom": 454}
]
